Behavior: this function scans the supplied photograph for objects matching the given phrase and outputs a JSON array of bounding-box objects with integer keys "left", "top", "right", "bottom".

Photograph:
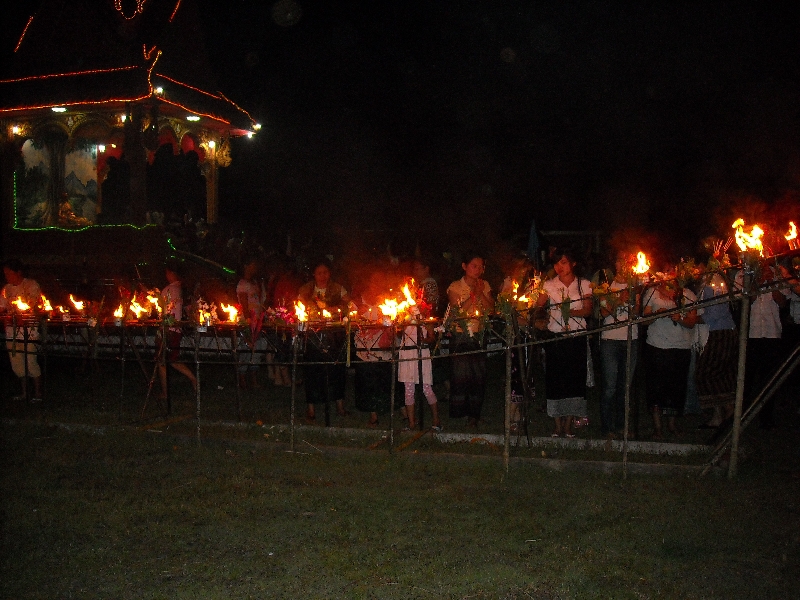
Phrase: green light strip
[{"left": 12, "top": 170, "right": 156, "bottom": 232}]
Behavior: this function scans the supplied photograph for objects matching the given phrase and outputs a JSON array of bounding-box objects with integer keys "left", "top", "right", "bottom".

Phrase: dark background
[{"left": 5, "top": 1, "right": 800, "bottom": 259}]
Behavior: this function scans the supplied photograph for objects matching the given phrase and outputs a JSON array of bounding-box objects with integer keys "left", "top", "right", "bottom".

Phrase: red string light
[
  {"left": 0, "top": 95, "right": 152, "bottom": 115},
  {"left": 169, "top": 0, "right": 183, "bottom": 22},
  {"left": 217, "top": 91, "right": 257, "bottom": 125},
  {"left": 114, "top": 0, "right": 148, "bottom": 20},
  {"left": 0, "top": 65, "right": 139, "bottom": 84},
  {"left": 14, "top": 16, "right": 34, "bottom": 53},
  {"left": 157, "top": 97, "right": 231, "bottom": 125},
  {"left": 154, "top": 74, "right": 223, "bottom": 100}
]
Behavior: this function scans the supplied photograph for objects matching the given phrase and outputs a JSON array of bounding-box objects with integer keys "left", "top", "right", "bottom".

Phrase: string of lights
[{"left": 13, "top": 15, "right": 34, "bottom": 53}]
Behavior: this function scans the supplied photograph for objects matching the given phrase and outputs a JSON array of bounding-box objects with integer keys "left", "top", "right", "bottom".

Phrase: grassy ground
[
  {"left": 2, "top": 354, "right": 800, "bottom": 597},
  {"left": 2, "top": 419, "right": 799, "bottom": 599}
]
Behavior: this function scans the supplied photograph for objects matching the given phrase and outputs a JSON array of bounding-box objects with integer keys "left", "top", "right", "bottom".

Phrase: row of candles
[{"left": 3, "top": 219, "right": 796, "bottom": 327}]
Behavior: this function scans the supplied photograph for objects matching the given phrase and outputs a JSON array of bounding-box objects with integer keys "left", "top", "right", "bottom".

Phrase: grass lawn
[{"left": 2, "top": 415, "right": 799, "bottom": 598}]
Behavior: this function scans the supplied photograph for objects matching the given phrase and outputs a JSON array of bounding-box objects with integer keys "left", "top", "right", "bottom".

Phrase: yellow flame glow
[
  {"left": 220, "top": 303, "right": 238, "bottom": 322},
  {"left": 11, "top": 296, "right": 30, "bottom": 311},
  {"left": 633, "top": 251, "right": 651, "bottom": 275},
  {"left": 732, "top": 218, "right": 764, "bottom": 255},
  {"left": 785, "top": 221, "right": 797, "bottom": 242},
  {"left": 40, "top": 295, "right": 53, "bottom": 312},
  {"left": 114, "top": 304, "right": 124, "bottom": 318},
  {"left": 69, "top": 294, "right": 84, "bottom": 311},
  {"left": 147, "top": 293, "right": 162, "bottom": 314},
  {"left": 129, "top": 300, "right": 147, "bottom": 319},
  {"left": 294, "top": 301, "right": 308, "bottom": 322}
]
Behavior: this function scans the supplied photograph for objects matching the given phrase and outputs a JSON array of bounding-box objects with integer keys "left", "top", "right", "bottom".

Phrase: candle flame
[
  {"left": 401, "top": 283, "right": 417, "bottom": 306},
  {"left": 732, "top": 218, "right": 764, "bottom": 255},
  {"left": 220, "top": 303, "right": 238, "bottom": 322},
  {"left": 114, "top": 304, "right": 124, "bottom": 318},
  {"left": 294, "top": 301, "right": 308, "bottom": 322},
  {"left": 40, "top": 295, "right": 53, "bottom": 312},
  {"left": 785, "top": 221, "right": 797, "bottom": 242},
  {"left": 129, "top": 300, "right": 147, "bottom": 319},
  {"left": 12, "top": 296, "right": 30, "bottom": 311},
  {"left": 322, "top": 309, "right": 333, "bottom": 319},
  {"left": 146, "top": 293, "right": 162, "bottom": 314},
  {"left": 69, "top": 294, "right": 84, "bottom": 311},
  {"left": 632, "top": 251, "right": 651, "bottom": 275}
]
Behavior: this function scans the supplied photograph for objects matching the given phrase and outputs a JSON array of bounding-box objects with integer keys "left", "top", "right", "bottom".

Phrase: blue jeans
[{"left": 599, "top": 338, "right": 638, "bottom": 436}]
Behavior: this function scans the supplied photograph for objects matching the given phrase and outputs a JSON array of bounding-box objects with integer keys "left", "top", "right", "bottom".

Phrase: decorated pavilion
[{"left": 0, "top": 0, "right": 258, "bottom": 260}]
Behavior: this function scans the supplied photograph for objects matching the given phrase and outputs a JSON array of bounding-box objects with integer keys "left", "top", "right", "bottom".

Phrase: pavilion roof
[{"left": 0, "top": 0, "right": 256, "bottom": 135}]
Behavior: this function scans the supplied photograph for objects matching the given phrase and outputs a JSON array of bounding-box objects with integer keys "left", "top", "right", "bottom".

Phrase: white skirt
[{"left": 398, "top": 348, "right": 433, "bottom": 384}]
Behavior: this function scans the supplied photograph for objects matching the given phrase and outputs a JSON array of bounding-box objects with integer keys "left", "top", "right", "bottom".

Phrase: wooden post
[
  {"left": 503, "top": 317, "right": 514, "bottom": 472},
  {"left": 389, "top": 323, "right": 397, "bottom": 453},
  {"left": 194, "top": 328, "right": 201, "bottom": 446},
  {"left": 290, "top": 325, "right": 301, "bottom": 453},
  {"left": 205, "top": 143, "right": 219, "bottom": 224},
  {"left": 729, "top": 268, "right": 752, "bottom": 479},
  {"left": 622, "top": 279, "right": 635, "bottom": 480}
]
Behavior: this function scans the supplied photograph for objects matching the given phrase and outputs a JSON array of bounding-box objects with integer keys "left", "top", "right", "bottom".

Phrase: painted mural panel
[{"left": 15, "top": 140, "right": 99, "bottom": 228}]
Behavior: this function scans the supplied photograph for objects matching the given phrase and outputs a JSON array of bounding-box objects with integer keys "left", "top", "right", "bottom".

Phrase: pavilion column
[
  {"left": 204, "top": 143, "right": 219, "bottom": 224},
  {"left": 42, "top": 132, "right": 67, "bottom": 226},
  {"left": 125, "top": 104, "right": 148, "bottom": 225}
]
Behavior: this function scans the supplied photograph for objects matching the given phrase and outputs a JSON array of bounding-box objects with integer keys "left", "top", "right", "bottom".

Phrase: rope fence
[{"left": 3, "top": 261, "right": 797, "bottom": 477}]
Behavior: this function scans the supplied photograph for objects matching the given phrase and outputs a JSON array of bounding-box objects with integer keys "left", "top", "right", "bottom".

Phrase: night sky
[{"left": 6, "top": 1, "right": 800, "bottom": 258}]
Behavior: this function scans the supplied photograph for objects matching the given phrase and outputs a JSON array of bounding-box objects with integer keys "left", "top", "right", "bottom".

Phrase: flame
[
  {"left": 57, "top": 305, "right": 67, "bottom": 314},
  {"left": 11, "top": 296, "right": 30, "bottom": 311},
  {"left": 379, "top": 298, "right": 399, "bottom": 321},
  {"left": 321, "top": 309, "right": 333, "bottom": 319},
  {"left": 294, "top": 301, "right": 308, "bottom": 322},
  {"left": 40, "top": 295, "right": 53, "bottom": 312},
  {"left": 69, "top": 294, "right": 84, "bottom": 311},
  {"left": 129, "top": 299, "right": 147, "bottom": 319},
  {"left": 518, "top": 294, "right": 530, "bottom": 303},
  {"left": 785, "top": 221, "right": 797, "bottom": 242},
  {"left": 401, "top": 283, "right": 417, "bottom": 306},
  {"left": 114, "top": 304, "right": 124, "bottom": 318},
  {"left": 146, "top": 293, "right": 162, "bottom": 314},
  {"left": 632, "top": 252, "right": 651, "bottom": 275},
  {"left": 732, "top": 218, "right": 764, "bottom": 255},
  {"left": 220, "top": 303, "right": 238, "bottom": 322}
]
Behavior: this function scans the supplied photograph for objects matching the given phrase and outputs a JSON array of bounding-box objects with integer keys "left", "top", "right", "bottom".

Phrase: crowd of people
[{"left": 3, "top": 240, "right": 800, "bottom": 440}]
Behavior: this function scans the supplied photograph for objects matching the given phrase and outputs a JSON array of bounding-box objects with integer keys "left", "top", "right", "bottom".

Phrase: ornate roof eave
[{"left": 0, "top": 66, "right": 256, "bottom": 137}]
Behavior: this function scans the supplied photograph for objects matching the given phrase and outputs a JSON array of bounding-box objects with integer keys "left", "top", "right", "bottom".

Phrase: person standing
[
  {"left": 236, "top": 258, "right": 266, "bottom": 389},
  {"left": 446, "top": 252, "right": 493, "bottom": 428},
  {"left": 297, "top": 258, "right": 352, "bottom": 422},
  {"left": 643, "top": 275, "right": 699, "bottom": 439},
  {"left": 536, "top": 248, "right": 593, "bottom": 438},
  {"left": 598, "top": 253, "right": 640, "bottom": 439},
  {"left": 0, "top": 259, "right": 43, "bottom": 402}
]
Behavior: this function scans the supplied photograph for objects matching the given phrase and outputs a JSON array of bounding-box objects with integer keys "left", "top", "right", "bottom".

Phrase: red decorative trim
[
  {"left": 0, "top": 94, "right": 152, "bottom": 114},
  {"left": 114, "top": 0, "right": 148, "bottom": 20},
  {"left": 143, "top": 45, "right": 159, "bottom": 61},
  {"left": 157, "top": 97, "right": 231, "bottom": 125},
  {"left": 14, "top": 16, "right": 34, "bottom": 53},
  {"left": 217, "top": 91, "right": 257, "bottom": 124},
  {"left": 169, "top": 0, "right": 183, "bottom": 22},
  {"left": 0, "top": 65, "right": 139, "bottom": 84},
  {"left": 153, "top": 73, "right": 223, "bottom": 100}
]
